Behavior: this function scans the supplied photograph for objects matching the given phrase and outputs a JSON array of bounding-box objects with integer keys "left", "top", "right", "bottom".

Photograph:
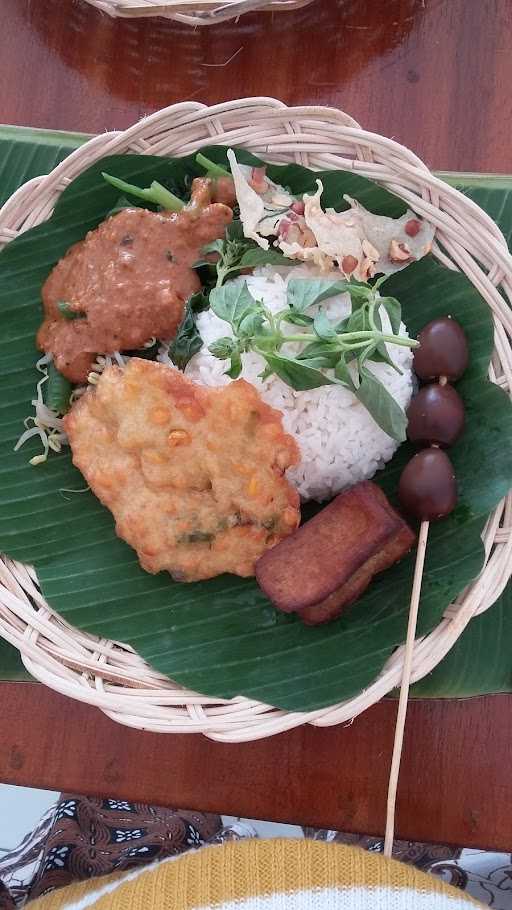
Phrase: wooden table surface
[{"left": 1, "top": 0, "right": 512, "bottom": 852}]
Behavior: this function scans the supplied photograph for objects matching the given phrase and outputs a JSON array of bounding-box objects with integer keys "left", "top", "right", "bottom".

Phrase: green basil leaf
[
  {"left": 209, "top": 281, "right": 255, "bottom": 329},
  {"left": 287, "top": 278, "right": 352, "bottom": 314},
  {"left": 238, "top": 309, "right": 265, "bottom": 338},
  {"left": 372, "top": 274, "right": 389, "bottom": 291},
  {"left": 200, "top": 239, "right": 225, "bottom": 261},
  {"left": 366, "top": 307, "right": 397, "bottom": 370},
  {"left": 258, "top": 364, "right": 274, "bottom": 381},
  {"left": 167, "top": 290, "right": 209, "bottom": 370},
  {"left": 238, "top": 247, "right": 294, "bottom": 269},
  {"left": 282, "top": 312, "right": 314, "bottom": 327},
  {"left": 335, "top": 315, "right": 350, "bottom": 333},
  {"left": 225, "top": 351, "right": 242, "bottom": 379},
  {"left": 208, "top": 337, "right": 237, "bottom": 359},
  {"left": 368, "top": 345, "right": 402, "bottom": 373},
  {"left": 357, "top": 343, "right": 377, "bottom": 370},
  {"left": 263, "top": 352, "right": 335, "bottom": 390},
  {"left": 355, "top": 366, "right": 408, "bottom": 441},
  {"left": 297, "top": 340, "right": 340, "bottom": 363},
  {"left": 295, "top": 356, "right": 337, "bottom": 369},
  {"left": 348, "top": 283, "right": 373, "bottom": 307},
  {"left": 367, "top": 307, "right": 399, "bottom": 372},
  {"left": 334, "top": 357, "right": 356, "bottom": 389},
  {"left": 379, "top": 295, "right": 402, "bottom": 334},
  {"left": 193, "top": 240, "right": 227, "bottom": 272},
  {"left": 345, "top": 306, "right": 370, "bottom": 334},
  {"left": 313, "top": 310, "right": 337, "bottom": 341}
]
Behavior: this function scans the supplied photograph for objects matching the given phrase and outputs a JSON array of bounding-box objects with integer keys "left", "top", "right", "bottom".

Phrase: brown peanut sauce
[{"left": 38, "top": 177, "right": 234, "bottom": 382}]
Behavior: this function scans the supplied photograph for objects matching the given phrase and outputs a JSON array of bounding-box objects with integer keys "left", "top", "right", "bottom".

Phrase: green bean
[
  {"left": 46, "top": 363, "right": 72, "bottom": 415},
  {"left": 195, "top": 153, "right": 230, "bottom": 178},
  {"left": 102, "top": 173, "right": 184, "bottom": 212}
]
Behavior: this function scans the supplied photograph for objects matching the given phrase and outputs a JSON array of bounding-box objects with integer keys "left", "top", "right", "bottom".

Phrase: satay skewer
[
  {"left": 384, "top": 518, "right": 429, "bottom": 857},
  {"left": 383, "top": 315, "right": 470, "bottom": 857}
]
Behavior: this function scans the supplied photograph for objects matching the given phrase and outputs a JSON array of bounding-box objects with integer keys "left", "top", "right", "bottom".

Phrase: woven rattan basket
[
  {"left": 83, "top": 0, "right": 315, "bottom": 26},
  {"left": 0, "top": 98, "right": 511, "bottom": 742}
]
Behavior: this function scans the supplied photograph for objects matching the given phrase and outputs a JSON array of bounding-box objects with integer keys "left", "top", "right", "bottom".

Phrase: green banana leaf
[
  {"left": 0, "top": 129, "right": 511, "bottom": 706},
  {"left": 0, "top": 125, "right": 88, "bottom": 209},
  {"left": 410, "top": 582, "right": 512, "bottom": 697}
]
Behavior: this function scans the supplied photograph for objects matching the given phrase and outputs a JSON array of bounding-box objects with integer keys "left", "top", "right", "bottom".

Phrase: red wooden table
[{"left": 0, "top": 0, "right": 511, "bottom": 851}]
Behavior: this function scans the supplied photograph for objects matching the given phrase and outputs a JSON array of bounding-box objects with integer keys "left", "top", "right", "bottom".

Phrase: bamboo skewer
[{"left": 384, "top": 519, "right": 430, "bottom": 857}]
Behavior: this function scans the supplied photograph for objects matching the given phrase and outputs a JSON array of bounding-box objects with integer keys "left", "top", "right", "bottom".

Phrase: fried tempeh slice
[{"left": 255, "top": 481, "right": 415, "bottom": 625}]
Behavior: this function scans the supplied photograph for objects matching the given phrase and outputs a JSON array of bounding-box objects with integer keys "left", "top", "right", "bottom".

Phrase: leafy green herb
[
  {"left": 225, "top": 350, "right": 243, "bottom": 379},
  {"left": 334, "top": 357, "right": 355, "bottom": 387},
  {"left": 208, "top": 277, "right": 416, "bottom": 441},
  {"left": 355, "top": 366, "right": 407, "bottom": 440},
  {"left": 183, "top": 226, "right": 301, "bottom": 373},
  {"left": 262, "top": 352, "right": 336, "bottom": 390},
  {"left": 208, "top": 337, "right": 238, "bottom": 359},
  {"left": 209, "top": 282, "right": 256, "bottom": 328},
  {"left": 102, "top": 173, "right": 184, "bottom": 212},
  {"left": 167, "top": 291, "right": 209, "bottom": 370},
  {"left": 343, "top": 306, "right": 368, "bottom": 334},
  {"left": 313, "top": 310, "right": 337, "bottom": 341},
  {"left": 200, "top": 232, "right": 296, "bottom": 288},
  {"left": 200, "top": 238, "right": 224, "bottom": 259},
  {"left": 379, "top": 296, "right": 402, "bottom": 334},
  {"left": 238, "top": 309, "right": 265, "bottom": 338},
  {"left": 297, "top": 340, "right": 341, "bottom": 369},
  {"left": 369, "top": 305, "right": 402, "bottom": 374},
  {"left": 282, "top": 312, "right": 314, "bottom": 327},
  {"left": 195, "top": 153, "right": 230, "bottom": 178},
  {"left": 287, "top": 279, "right": 351, "bottom": 314},
  {"left": 45, "top": 363, "right": 72, "bottom": 415},
  {"left": 57, "top": 301, "right": 85, "bottom": 321},
  {"left": 236, "top": 247, "right": 290, "bottom": 270}
]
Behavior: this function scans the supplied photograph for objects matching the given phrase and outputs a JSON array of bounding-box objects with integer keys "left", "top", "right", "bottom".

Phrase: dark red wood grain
[
  {"left": 1, "top": 684, "right": 510, "bottom": 851},
  {"left": 0, "top": 0, "right": 511, "bottom": 851},
  {"left": 1, "top": 0, "right": 511, "bottom": 172}
]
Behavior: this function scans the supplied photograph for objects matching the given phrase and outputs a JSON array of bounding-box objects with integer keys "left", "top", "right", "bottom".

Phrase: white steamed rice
[{"left": 161, "top": 266, "right": 414, "bottom": 502}]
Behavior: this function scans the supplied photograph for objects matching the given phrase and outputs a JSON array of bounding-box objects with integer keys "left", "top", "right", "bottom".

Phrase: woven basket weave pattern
[
  {"left": 83, "top": 0, "right": 315, "bottom": 26},
  {"left": 0, "top": 98, "right": 511, "bottom": 742}
]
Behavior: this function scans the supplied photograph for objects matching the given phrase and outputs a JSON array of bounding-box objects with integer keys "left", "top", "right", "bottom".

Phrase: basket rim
[
  {"left": 82, "top": 0, "right": 316, "bottom": 26},
  {"left": 0, "top": 97, "right": 511, "bottom": 742}
]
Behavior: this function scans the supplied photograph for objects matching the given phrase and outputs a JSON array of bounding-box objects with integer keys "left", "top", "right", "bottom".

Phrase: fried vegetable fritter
[{"left": 64, "top": 359, "right": 300, "bottom": 582}]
